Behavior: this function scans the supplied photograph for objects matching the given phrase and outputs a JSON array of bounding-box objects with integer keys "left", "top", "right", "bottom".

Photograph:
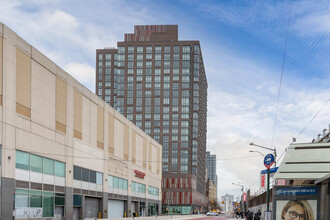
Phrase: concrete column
[
  {"left": 145, "top": 199, "right": 149, "bottom": 216},
  {"left": 102, "top": 192, "right": 108, "bottom": 218},
  {"left": 320, "top": 183, "right": 328, "bottom": 220},
  {"left": 65, "top": 187, "right": 73, "bottom": 220},
  {"left": 126, "top": 196, "right": 132, "bottom": 217},
  {"left": 81, "top": 195, "right": 86, "bottom": 219},
  {"left": 158, "top": 200, "right": 162, "bottom": 215},
  {"left": 1, "top": 177, "right": 15, "bottom": 220},
  {"left": 137, "top": 201, "right": 140, "bottom": 217}
]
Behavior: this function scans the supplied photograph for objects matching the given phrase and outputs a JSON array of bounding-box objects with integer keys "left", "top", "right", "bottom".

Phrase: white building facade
[{"left": 0, "top": 22, "right": 162, "bottom": 219}]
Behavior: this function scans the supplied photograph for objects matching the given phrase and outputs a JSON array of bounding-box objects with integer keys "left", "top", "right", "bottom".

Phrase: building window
[
  {"left": 163, "top": 164, "right": 168, "bottom": 172},
  {"left": 137, "top": 54, "right": 143, "bottom": 61},
  {"left": 16, "top": 150, "right": 65, "bottom": 177},
  {"left": 105, "top": 61, "right": 111, "bottom": 67},
  {"left": 155, "top": 46, "right": 162, "bottom": 53},
  {"left": 132, "top": 182, "right": 146, "bottom": 193},
  {"left": 164, "top": 61, "right": 170, "bottom": 68},
  {"left": 182, "top": 76, "right": 190, "bottom": 82},
  {"left": 182, "top": 46, "right": 191, "bottom": 53},
  {"left": 105, "top": 53, "right": 111, "bottom": 60},
  {"left": 146, "top": 46, "right": 152, "bottom": 53},
  {"left": 118, "top": 46, "right": 125, "bottom": 53},
  {"left": 164, "top": 54, "right": 170, "bottom": 60},
  {"left": 155, "top": 69, "right": 161, "bottom": 75},
  {"left": 146, "top": 61, "right": 152, "bottom": 68},
  {"left": 173, "top": 46, "right": 180, "bottom": 53},
  {"left": 108, "top": 175, "right": 128, "bottom": 190},
  {"left": 16, "top": 150, "right": 30, "bottom": 170},
  {"left": 163, "top": 98, "right": 170, "bottom": 104},
  {"left": 155, "top": 54, "right": 162, "bottom": 60},
  {"left": 180, "top": 165, "right": 188, "bottom": 173},
  {"left": 105, "top": 96, "right": 111, "bottom": 103},
  {"left": 148, "top": 186, "right": 159, "bottom": 196},
  {"left": 137, "top": 46, "right": 143, "bottom": 53},
  {"left": 146, "top": 54, "right": 152, "bottom": 59},
  {"left": 128, "top": 46, "right": 134, "bottom": 53},
  {"left": 164, "top": 46, "right": 171, "bottom": 53},
  {"left": 182, "top": 54, "right": 190, "bottom": 60}
]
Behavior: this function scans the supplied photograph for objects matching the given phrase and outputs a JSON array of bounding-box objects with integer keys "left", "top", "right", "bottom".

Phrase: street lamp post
[
  {"left": 249, "top": 143, "right": 275, "bottom": 220},
  {"left": 232, "top": 183, "right": 244, "bottom": 212},
  {"left": 237, "top": 182, "right": 248, "bottom": 210}
]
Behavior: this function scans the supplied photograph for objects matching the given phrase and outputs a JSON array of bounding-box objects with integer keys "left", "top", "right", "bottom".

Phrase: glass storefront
[
  {"left": 148, "top": 203, "right": 156, "bottom": 216},
  {"left": 14, "top": 189, "right": 65, "bottom": 218},
  {"left": 140, "top": 202, "right": 146, "bottom": 216},
  {"left": 167, "top": 206, "right": 192, "bottom": 215}
]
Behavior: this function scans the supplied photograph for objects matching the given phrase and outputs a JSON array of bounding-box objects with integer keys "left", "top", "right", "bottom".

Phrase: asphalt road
[{"left": 187, "top": 214, "right": 239, "bottom": 220}]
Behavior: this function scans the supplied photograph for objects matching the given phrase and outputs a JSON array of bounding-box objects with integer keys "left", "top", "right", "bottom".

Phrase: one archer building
[{"left": 96, "top": 25, "right": 208, "bottom": 213}]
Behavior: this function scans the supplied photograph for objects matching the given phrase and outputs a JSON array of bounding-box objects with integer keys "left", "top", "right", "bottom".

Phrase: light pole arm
[
  {"left": 250, "top": 142, "right": 277, "bottom": 167},
  {"left": 249, "top": 143, "right": 275, "bottom": 152}
]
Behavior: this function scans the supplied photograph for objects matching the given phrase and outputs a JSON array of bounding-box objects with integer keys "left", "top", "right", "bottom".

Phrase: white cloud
[
  {"left": 204, "top": 41, "right": 330, "bottom": 198},
  {"left": 64, "top": 62, "right": 95, "bottom": 92}
]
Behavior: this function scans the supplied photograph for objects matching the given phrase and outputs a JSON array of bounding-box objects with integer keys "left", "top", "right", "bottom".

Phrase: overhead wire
[
  {"left": 3, "top": 145, "right": 261, "bottom": 163},
  {"left": 270, "top": 0, "right": 293, "bottom": 148},
  {"left": 296, "top": 97, "right": 330, "bottom": 140},
  {"left": 276, "top": 93, "right": 330, "bottom": 164}
]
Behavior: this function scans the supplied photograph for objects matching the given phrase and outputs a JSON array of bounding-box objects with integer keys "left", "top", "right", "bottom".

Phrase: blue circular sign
[{"left": 264, "top": 154, "right": 274, "bottom": 169}]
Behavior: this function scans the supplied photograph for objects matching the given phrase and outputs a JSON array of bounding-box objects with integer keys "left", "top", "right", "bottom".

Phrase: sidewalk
[{"left": 94, "top": 214, "right": 207, "bottom": 220}]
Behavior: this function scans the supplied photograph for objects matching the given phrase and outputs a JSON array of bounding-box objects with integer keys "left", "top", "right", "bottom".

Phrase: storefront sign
[
  {"left": 243, "top": 193, "right": 247, "bottom": 202},
  {"left": 260, "top": 174, "right": 266, "bottom": 189},
  {"left": 134, "top": 170, "right": 145, "bottom": 179},
  {"left": 274, "top": 186, "right": 318, "bottom": 196}
]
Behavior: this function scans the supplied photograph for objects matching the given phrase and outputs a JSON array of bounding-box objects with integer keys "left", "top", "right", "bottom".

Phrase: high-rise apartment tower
[
  {"left": 96, "top": 25, "right": 208, "bottom": 213},
  {"left": 206, "top": 151, "right": 218, "bottom": 206},
  {"left": 206, "top": 152, "right": 218, "bottom": 186}
]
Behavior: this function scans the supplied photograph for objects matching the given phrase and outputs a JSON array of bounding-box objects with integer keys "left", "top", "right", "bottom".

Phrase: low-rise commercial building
[
  {"left": 0, "top": 22, "right": 162, "bottom": 219},
  {"left": 208, "top": 181, "right": 217, "bottom": 209}
]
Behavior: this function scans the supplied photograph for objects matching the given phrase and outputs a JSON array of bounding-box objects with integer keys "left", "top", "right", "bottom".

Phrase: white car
[{"left": 206, "top": 211, "right": 219, "bottom": 216}]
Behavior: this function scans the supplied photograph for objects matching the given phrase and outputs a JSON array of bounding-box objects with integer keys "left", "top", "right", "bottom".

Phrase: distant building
[
  {"left": 96, "top": 25, "right": 208, "bottom": 213},
  {"left": 221, "top": 194, "right": 234, "bottom": 214},
  {"left": 206, "top": 152, "right": 217, "bottom": 186},
  {"left": 206, "top": 152, "right": 218, "bottom": 203}
]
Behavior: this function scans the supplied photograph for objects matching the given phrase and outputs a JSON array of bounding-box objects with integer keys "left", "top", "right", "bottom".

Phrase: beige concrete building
[
  {"left": 0, "top": 22, "right": 162, "bottom": 219},
  {"left": 208, "top": 181, "right": 217, "bottom": 208}
]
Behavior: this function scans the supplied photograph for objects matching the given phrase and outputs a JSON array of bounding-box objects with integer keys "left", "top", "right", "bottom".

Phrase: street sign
[
  {"left": 264, "top": 154, "right": 274, "bottom": 169},
  {"left": 261, "top": 167, "right": 278, "bottom": 175}
]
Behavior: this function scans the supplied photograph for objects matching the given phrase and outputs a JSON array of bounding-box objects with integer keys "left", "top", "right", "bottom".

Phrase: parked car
[{"left": 206, "top": 211, "right": 219, "bottom": 216}]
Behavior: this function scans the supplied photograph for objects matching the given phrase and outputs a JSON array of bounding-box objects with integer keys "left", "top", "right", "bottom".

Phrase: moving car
[{"left": 206, "top": 211, "right": 218, "bottom": 216}]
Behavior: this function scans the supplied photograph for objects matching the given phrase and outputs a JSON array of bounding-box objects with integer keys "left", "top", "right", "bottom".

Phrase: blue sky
[{"left": 1, "top": 0, "right": 330, "bottom": 200}]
